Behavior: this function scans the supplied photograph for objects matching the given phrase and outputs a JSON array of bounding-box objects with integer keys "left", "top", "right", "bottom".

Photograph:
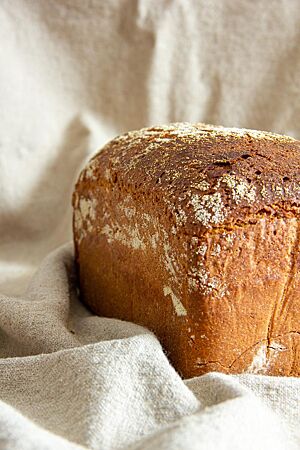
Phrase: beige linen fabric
[{"left": 0, "top": 1, "right": 300, "bottom": 448}]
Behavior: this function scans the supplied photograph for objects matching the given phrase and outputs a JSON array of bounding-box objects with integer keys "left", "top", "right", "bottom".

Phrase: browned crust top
[{"left": 76, "top": 122, "right": 300, "bottom": 233}]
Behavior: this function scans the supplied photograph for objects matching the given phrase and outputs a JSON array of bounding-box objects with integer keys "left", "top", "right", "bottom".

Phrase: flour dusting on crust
[
  {"left": 74, "top": 197, "right": 97, "bottom": 242},
  {"left": 246, "top": 341, "right": 287, "bottom": 374},
  {"left": 163, "top": 286, "right": 187, "bottom": 316},
  {"left": 190, "top": 192, "right": 226, "bottom": 226},
  {"left": 113, "top": 122, "right": 295, "bottom": 144}
]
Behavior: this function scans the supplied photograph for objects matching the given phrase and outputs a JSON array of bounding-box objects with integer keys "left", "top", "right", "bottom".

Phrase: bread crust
[{"left": 73, "top": 123, "right": 300, "bottom": 378}]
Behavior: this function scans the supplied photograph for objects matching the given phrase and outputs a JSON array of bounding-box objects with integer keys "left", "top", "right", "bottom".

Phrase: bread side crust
[{"left": 73, "top": 184, "right": 300, "bottom": 377}]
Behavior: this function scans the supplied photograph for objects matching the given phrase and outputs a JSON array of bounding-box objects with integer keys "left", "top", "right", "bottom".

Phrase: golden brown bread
[{"left": 73, "top": 123, "right": 300, "bottom": 378}]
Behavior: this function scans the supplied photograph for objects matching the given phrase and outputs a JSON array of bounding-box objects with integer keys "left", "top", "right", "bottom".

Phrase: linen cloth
[{"left": 0, "top": 1, "right": 300, "bottom": 449}]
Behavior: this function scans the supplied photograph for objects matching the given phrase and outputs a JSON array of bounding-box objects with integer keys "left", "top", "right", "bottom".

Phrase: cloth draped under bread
[{"left": 0, "top": 1, "right": 299, "bottom": 449}]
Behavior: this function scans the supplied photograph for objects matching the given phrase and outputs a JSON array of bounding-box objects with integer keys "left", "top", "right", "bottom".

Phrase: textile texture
[{"left": 0, "top": 1, "right": 300, "bottom": 449}]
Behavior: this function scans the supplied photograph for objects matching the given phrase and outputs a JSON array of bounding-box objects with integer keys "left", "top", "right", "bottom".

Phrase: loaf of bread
[{"left": 73, "top": 123, "right": 300, "bottom": 378}]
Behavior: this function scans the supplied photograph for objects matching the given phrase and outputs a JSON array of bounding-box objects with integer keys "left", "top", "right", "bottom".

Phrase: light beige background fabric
[{"left": 0, "top": 1, "right": 300, "bottom": 449}]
